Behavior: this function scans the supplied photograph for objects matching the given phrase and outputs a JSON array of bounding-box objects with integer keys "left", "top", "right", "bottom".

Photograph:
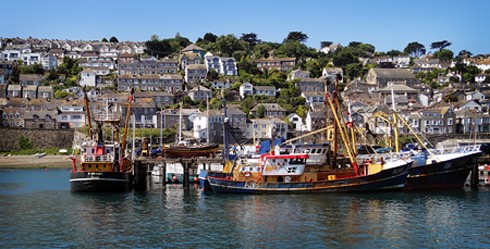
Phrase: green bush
[{"left": 18, "top": 136, "right": 33, "bottom": 150}]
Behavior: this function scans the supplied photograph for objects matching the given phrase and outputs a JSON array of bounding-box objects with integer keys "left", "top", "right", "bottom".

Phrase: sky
[{"left": 2, "top": 0, "right": 489, "bottom": 55}]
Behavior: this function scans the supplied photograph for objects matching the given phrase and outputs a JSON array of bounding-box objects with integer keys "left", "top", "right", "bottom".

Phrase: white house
[
  {"left": 322, "top": 67, "right": 344, "bottom": 82},
  {"left": 254, "top": 85, "right": 277, "bottom": 97},
  {"left": 475, "top": 74, "right": 488, "bottom": 84},
  {"left": 219, "top": 57, "right": 237, "bottom": 76},
  {"left": 185, "top": 64, "right": 207, "bottom": 83},
  {"left": 192, "top": 109, "right": 222, "bottom": 142},
  {"left": 287, "top": 69, "right": 310, "bottom": 81},
  {"left": 79, "top": 70, "right": 97, "bottom": 87},
  {"left": 58, "top": 105, "right": 86, "bottom": 128},
  {"left": 287, "top": 113, "right": 306, "bottom": 131},
  {"left": 41, "top": 54, "right": 58, "bottom": 70},
  {"left": 465, "top": 90, "right": 485, "bottom": 101},
  {"left": 301, "top": 91, "right": 325, "bottom": 107},
  {"left": 239, "top": 82, "right": 254, "bottom": 98},
  {"left": 245, "top": 118, "right": 288, "bottom": 140}
]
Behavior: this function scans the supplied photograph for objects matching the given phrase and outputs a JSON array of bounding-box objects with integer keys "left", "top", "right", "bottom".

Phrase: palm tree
[{"left": 430, "top": 40, "right": 451, "bottom": 52}]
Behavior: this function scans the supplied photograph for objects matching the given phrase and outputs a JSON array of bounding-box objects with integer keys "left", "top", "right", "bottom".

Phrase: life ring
[{"left": 244, "top": 171, "right": 251, "bottom": 177}]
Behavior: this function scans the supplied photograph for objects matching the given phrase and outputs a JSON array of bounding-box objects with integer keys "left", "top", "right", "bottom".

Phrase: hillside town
[{"left": 1, "top": 35, "right": 490, "bottom": 146}]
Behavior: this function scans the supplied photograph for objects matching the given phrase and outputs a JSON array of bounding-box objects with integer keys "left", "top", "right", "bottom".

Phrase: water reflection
[{"left": 0, "top": 169, "right": 489, "bottom": 249}]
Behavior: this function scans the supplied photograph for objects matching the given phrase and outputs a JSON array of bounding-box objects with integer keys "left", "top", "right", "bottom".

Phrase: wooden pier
[{"left": 133, "top": 157, "right": 224, "bottom": 190}]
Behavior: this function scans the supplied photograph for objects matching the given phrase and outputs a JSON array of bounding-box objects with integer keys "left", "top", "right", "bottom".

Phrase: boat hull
[
  {"left": 404, "top": 151, "right": 481, "bottom": 190},
  {"left": 199, "top": 170, "right": 228, "bottom": 190},
  {"left": 164, "top": 145, "right": 219, "bottom": 158},
  {"left": 70, "top": 172, "right": 133, "bottom": 192},
  {"left": 208, "top": 162, "right": 411, "bottom": 194}
]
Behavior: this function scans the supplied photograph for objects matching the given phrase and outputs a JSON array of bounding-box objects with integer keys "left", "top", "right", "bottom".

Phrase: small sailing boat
[{"left": 163, "top": 102, "right": 219, "bottom": 158}]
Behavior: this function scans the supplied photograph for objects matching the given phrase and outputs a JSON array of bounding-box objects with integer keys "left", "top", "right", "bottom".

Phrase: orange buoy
[
  {"left": 172, "top": 175, "right": 178, "bottom": 182},
  {"left": 194, "top": 177, "right": 199, "bottom": 183}
]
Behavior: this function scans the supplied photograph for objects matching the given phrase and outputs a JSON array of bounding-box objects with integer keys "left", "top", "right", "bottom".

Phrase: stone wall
[{"left": 0, "top": 128, "right": 75, "bottom": 151}]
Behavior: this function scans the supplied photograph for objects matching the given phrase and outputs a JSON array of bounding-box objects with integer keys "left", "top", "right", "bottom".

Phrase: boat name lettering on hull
[
  {"left": 244, "top": 182, "right": 260, "bottom": 189},
  {"left": 443, "top": 162, "right": 453, "bottom": 170},
  {"left": 392, "top": 167, "right": 404, "bottom": 175}
]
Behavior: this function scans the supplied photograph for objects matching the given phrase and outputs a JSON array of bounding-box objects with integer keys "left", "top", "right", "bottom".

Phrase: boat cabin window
[
  {"left": 241, "top": 166, "right": 256, "bottom": 172},
  {"left": 289, "top": 158, "right": 305, "bottom": 164},
  {"left": 287, "top": 167, "right": 297, "bottom": 173}
]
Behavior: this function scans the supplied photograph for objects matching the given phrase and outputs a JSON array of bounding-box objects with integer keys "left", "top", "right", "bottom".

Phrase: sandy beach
[{"left": 0, "top": 155, "right": 72, "bottom": 169}]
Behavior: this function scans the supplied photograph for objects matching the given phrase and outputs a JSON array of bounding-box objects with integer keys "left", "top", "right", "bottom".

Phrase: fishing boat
[
  {"left": 403, "top": 145, "right": 481, "bottom": 189},
  {"left": 69, "top": 89, "right": 135, "bottom": 192},
  {"left": 208, "top": 150, "right": 412, "bottom": 194},
  {"left": 208, "top": 75, "right": 412, "bottom": 194},
  {"left": 371, "top": 111, "right": 482, "bottom": 190}
]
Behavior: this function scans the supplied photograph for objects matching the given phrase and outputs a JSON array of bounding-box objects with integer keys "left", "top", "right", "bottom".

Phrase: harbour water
[{"left": 0, "top": 168, "right": 489, "bottom": 249}]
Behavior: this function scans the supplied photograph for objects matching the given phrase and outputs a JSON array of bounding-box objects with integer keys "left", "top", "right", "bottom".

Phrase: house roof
[
  {"left": 24, "top": 110, "right": 58, "bottom": 119},
  {"left": 182, "top": 44, "right": 205, "bottom": 52},
  {"left": 379, "top": 84, "right": 418, "bottom": 93},
  {"left": 372, "top": 68, "right": 416, "bottom": 79},
  {"left": 186, "top": 64, "right": 207, "bottom": 70},
  {"left": 251, "top": 103, "right": 286, "bottom": 112},
  {"left": 189, "top": 86, "right": 211, "bottom": 92},
  {"left": 24, "top": 85, "right": 37, "bottom": 91},
  {"left": 134, "top": 91, "right": 173, "bottom": 98},
  {"left": 8, "top": 85, "right": 22, "bottom": 90},
  {"left": 302, "top": 91, "right": 324, "bottom": 97},
  {"left": 19, "top": 74, "right": 44, "bottom": 81},
  {"left": 255, "top": 57, "right": 296, "bottom": 63},
  {"left": 254, "top": 85, "right": 276, "bottom": 91}
]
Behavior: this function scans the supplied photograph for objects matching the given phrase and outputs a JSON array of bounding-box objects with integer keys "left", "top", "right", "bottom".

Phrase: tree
[
  {"left": 434, "top": 49, "right": 454, "bottom": 62},
  {"left": 169, "top": 33, "right": 191, "bottom": 52},
  {"left": 214, "top": 34, "right": 245, "bottom": 57},
  {"left": 386, "top": 49, "right": 403, "bottom": 58},
  {"left": 18, "top": 136, "right": 33, "bottom": 150},
  {"left": 240, "top": 33, "right": 261, "bottom": 47},
  {"left": 284, "top": 31, "right": 308, "bottom": 43},
  {"left": 457, "top": 50, "right": 472, "bottom": 59},
  {"left": 320, "top": 41, "right": 333, "bottom": 48},
  {"left": 207, "top": 68, "right": 219, "bottom": 81},
  {"left": 430, "top": 40, "right": 451, "bottom": 51},
  {"left": 332, "top": 49, "right": 358, "bottom": 67},
  {"left": 404, "top": 42, "right": 426, "bottom": 57},
  {"left": 109, "top": 36, "right": 119, "bottom": 43},
  {"left": 203, "top": 32, "right": 218, "bottom": 43},
  {"left": 344, "top": 63, "right": 363, "bottom": 79},
  {"left": 145, "top": 38, "right": 172, "bottom": 58},
  {"left": 274, "top": 41, "right": 311, "bottom": 59},
  {"left": 101, "top": 38, "right": 108, "bottom": 42},
  {"left": 256, "top": 105, "right": 266, "bottom": 118}
]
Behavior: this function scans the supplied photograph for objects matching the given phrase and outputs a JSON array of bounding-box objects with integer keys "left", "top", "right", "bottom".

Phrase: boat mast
[
  {"left": 206, "top": 95, "right": 210, "bottom": 145},
  {"left": 391, "top": 87, "right": 400, "bottom": 152},
  {"left": 83, "top": 87, "right": 93, "bottom": 140},
  {"left": 120, "top": 88, "right": 134, "bottom": 164},
  {"left": 326, "top": 92, "right": 359, "bottom": 174},
  {"left": 179, "top": 102, "right": 183, "bottom": 144},
  {"left": 222, "top": 90, "right": 230, "bottom": 160}
]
